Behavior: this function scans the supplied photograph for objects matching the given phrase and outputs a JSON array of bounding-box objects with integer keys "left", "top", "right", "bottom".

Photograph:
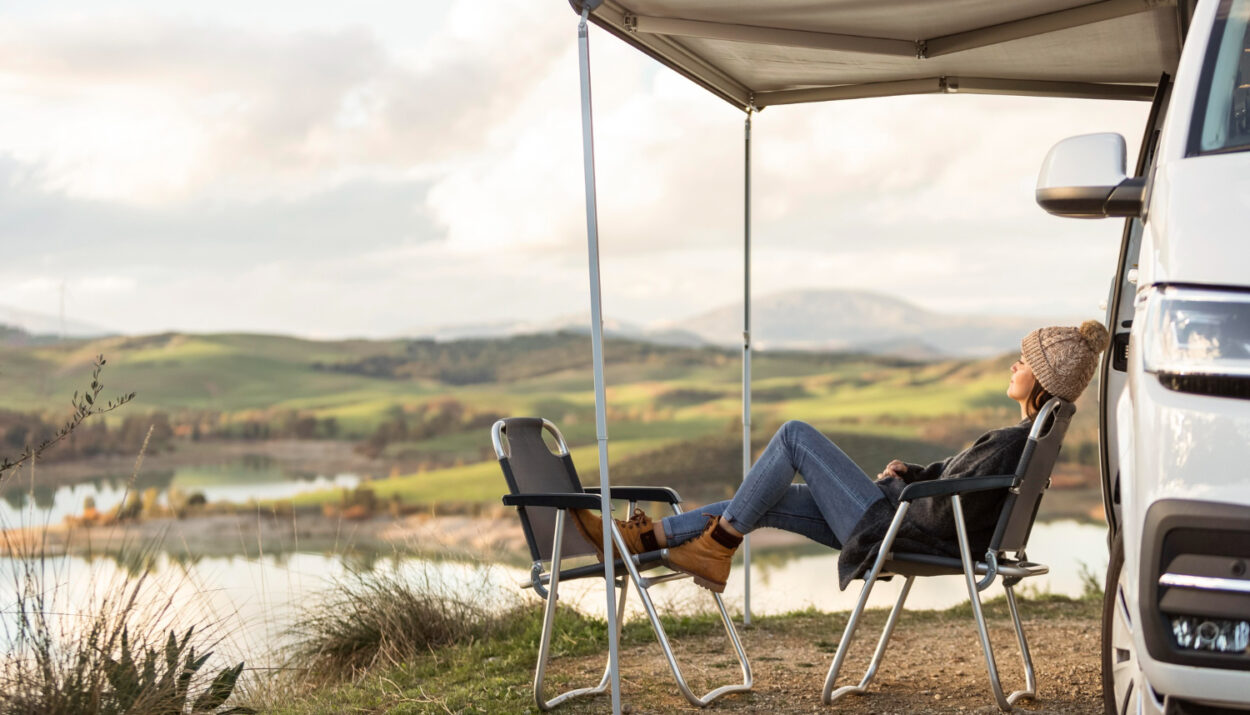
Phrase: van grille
[{"left": 1157, "top": 373, "right": 1250, "bottom": 400}]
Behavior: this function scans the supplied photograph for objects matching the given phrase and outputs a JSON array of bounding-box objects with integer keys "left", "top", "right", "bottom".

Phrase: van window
[{"left": 1191, "top": 0, "right": 1250, "bottom": 155}]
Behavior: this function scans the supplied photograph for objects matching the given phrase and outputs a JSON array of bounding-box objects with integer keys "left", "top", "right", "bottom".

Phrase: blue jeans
[{"left": 662, "top": 421, "right": 885, "bottom": 549}]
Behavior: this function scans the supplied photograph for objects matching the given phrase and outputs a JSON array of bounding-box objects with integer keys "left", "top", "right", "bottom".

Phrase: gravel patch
[{"left": 550, "top": 600, "right": 1102, "bottom": 714}]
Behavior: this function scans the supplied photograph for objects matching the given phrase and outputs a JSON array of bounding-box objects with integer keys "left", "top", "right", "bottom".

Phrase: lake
[
  {"left": 0, "top": 519, "right": 1108, "bottom": 669},
  {"left": 0, "top": 455, "right": 1109, "bottom": 672}
]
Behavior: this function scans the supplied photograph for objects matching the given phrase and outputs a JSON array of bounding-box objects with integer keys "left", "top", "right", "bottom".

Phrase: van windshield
[{"left": 1192, "top": 0, "right": 1250, "bottom": 155}]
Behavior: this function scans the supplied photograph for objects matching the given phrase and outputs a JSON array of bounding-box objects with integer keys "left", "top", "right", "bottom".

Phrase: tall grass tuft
[
  {"left": 0, "top": 358, "right": 252, "bottom": 714},
  {"left": 1078, "top": 560, "right": 1105, "bottom": 600},
  {"left": 286, "top": 563, "right": 520, "bottom": 679},
  {"left": 0, "top": 516, "right": 254, "bottom": 714}
]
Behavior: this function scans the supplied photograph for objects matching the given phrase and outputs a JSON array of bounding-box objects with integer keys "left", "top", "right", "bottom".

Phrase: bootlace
[{"left": 622, "top": 508, "right": 651, "bottom": 528}]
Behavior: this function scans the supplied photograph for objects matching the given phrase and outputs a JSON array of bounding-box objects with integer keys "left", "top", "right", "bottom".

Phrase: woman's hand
[{"left": 876, "top": 459, "right": 908, "bottom": 480}]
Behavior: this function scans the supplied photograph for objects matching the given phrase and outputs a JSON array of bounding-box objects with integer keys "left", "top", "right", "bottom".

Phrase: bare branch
[{"left": 0, "top": 354, "right": 135, "bottom": 480}]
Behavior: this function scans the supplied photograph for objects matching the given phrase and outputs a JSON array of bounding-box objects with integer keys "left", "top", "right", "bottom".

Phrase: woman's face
[{"left": 1007, "top": 356, "right": 1037, "bottom": 403}]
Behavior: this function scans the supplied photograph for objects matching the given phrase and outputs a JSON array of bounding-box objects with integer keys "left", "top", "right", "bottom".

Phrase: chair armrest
[
  {"left": 501, "top": 492, "right": 604, "bottom": 510},
  {"left": 899, "top": 475, "right": 1017, "bottom": 502},
  {"left": 583, "top": 486, "right": 682, "bottom": 504}
]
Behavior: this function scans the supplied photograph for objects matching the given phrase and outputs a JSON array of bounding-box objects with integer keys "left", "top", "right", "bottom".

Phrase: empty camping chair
[
  {"left": 823, "top": 397, "right": 1076, "bottom": 712},
  {"left": 492, "top": 417, "right": 752, "bottom": 710}
]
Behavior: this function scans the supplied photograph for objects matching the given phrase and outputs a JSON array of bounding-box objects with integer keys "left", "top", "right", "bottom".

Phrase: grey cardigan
[{"left": 836, "top": 420, "right": 1032, "bottom": 590}]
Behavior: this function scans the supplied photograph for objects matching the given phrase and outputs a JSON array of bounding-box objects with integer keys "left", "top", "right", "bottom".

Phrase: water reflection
[
  {"left": 0, "top": 520, "right": 1107, "bottom": 666},
  {"left": 0, "top": 462, "right": 359, "bottom": 526}
]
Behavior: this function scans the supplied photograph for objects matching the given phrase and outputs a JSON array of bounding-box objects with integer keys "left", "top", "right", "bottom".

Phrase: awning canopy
[
  {"left": 561, "top": 4, "right": 1189, "bottom": 706},
  {"left": 577, "top": 0, "right": 1185, "bottom": 110}
]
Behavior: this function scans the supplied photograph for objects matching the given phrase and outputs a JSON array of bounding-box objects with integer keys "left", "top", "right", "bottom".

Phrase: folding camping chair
[
  {"left": 492, "top": 417, "right": 752, "bottom": 710},
  {"left": 822, "top": 397, "right": 1076, "bottom": 713}
]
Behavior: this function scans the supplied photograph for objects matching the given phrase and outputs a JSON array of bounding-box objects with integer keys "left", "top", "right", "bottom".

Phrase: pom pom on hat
[
  {"left": 1079, "top": 320, "right": 1110, "bottom": 353},
  {"left": 1021, "top": 320, "right": 1111, "bottom": 402}
]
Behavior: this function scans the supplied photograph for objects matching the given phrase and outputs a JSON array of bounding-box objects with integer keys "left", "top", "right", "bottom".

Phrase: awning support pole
[
  {"left": 576, "top": 5, "right": 622, "bottom": 714},
  {"left": 741, "top": 109, "right": 753, "bottom": 625}
]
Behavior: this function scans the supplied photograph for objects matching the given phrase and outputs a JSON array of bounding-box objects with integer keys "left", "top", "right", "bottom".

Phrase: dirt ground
[{"left": 550, "top": 600, "right": 1103, "bottom": 714}]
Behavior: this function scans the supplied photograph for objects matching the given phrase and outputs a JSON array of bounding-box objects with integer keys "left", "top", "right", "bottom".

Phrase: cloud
[
  {"left": 0, "top": 153, "right": 447, "bottom": 336},
  {"left": 0, "top": 156, "right": 437, "bottom": 264},
  {"left": 0, "top": 1, "right": 569, "bottom": 203},
  {"left": 0, "top": 1, "right": 1155, "bottom": 337},
  {"left": 423, "top": 21, "right": 1148, "bottom": 255},
  {"left": 424, "top": 32, "right": 746, "bottom": 254},
  {"left": 420, "top": 19, "right": 1147, "bottom": 323},
  {"left": 77, "top": 276, "right": 138, "bottom": 295}
]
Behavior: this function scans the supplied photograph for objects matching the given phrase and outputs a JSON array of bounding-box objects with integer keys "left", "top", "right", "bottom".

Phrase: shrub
[
  {"left": 102, "top": 628, "right": 252, "bottom": 715},
  {"left": 286, "top": 564, "right": 520, "bottom": 679},
  {"left": 0, "top": 554, "right": 254, "bottom": 715}
]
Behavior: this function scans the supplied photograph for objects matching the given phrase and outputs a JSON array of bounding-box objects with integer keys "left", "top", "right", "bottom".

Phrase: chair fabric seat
[{"left": 882, "top": 552, "right": 1050, "bottom": 579}]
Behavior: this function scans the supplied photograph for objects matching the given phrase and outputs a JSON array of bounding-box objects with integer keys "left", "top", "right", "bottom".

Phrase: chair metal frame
[
  {"left": 822, "top": 397, "right": 1076, "bottom": 712},
  {"left": 493, "top": 418, "right": 753, "bottom": 710}
]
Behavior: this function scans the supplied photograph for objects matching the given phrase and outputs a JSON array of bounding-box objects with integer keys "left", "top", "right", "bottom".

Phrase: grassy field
[
  {"left": 1, "top": 332, "right": 1004, "bottom": 421},
  {"left": 1, "top": 330, "right": 1102, "bottom": 507}
]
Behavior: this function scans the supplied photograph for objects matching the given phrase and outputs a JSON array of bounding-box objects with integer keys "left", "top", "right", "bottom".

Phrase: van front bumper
[{"left": 1136, "top": 499, "right": 1250, "bottom": 706}]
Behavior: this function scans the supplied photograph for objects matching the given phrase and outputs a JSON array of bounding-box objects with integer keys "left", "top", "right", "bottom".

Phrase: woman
[{"left": 573, "top": 321, "right": 1109, "bottom": 593}]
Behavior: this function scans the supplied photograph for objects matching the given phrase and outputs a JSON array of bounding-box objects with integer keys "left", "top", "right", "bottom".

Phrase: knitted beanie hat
[{"left": 1020, "top": 320, "right": 1111, "bottom": 402}]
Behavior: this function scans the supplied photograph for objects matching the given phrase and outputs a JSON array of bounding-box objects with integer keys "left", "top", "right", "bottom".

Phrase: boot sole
[
  {"left": 662, "top": 550, "right": 729, "bottom": 592},
  {"left": 692, "top": 575, "right": 728, "bottom": 593}
]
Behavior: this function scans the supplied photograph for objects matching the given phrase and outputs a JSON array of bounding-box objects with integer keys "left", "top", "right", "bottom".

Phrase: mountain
[
  {"left": 0, "top": 304, "right": 113, "bottom": 340},
  {"left": 414, "top": 315, "right": 709, "bottom": 348},
  {"left": 667, "top": 289, "right": 1074, "bottom": 357},
  {"left": 418, "top": 289, "right": 1077, "bottom": 359}
]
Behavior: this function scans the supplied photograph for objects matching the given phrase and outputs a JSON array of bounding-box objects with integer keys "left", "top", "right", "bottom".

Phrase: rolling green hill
[{"left": 0, "top": 330, "right": 1099, "bottom": 504}]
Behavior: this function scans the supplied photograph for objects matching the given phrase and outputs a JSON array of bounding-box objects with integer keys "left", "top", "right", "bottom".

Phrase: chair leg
[
  {"left": 533, "top": 510, "right": 630, "bottom": 711},
  {"left": 822, "top": 574, "right": 913, "bottom": 703},
  {"left": 1002, "top": 584, "right": 1037, "bottom": 706},
  {"left": 611, "top": 521, "right": 752, "bottom": 707},
  {"left": 823, "top": 502, "right": 912, "bottom": 705},
  {"left": 952, "top": 496, "right": 1014, "bottom": 712}
]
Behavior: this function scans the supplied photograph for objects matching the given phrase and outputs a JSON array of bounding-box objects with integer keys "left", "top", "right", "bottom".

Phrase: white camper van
[{"left": 1037, "top": 0, "right": 1250, "bottom": 711}]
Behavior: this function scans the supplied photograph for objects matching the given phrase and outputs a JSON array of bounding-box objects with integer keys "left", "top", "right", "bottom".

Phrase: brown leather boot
[
  {"left": 569, "top": 508, "right": 660, "bottom": 561},
  {"left": 664, "top": 516, "right": 742, "bottom": 593}
]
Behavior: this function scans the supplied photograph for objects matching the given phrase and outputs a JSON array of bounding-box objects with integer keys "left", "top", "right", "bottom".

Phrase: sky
[{"left": 0, "top": 0, "right": 1152, "bottom": 339}]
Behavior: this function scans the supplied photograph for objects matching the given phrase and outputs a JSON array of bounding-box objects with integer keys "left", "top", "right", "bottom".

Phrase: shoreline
[
  {"left": 0, "top": 510, "right": 527, "bottom": 560},
  {"left": 2, "top": 439, "right": 393, "bottom": 490},
  {"left": 1, "top": 490, "right": 1106, "bottom": 560}
]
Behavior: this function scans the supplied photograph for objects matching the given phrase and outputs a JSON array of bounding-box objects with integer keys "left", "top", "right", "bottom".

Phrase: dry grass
[
  {"left": 0, "top": 434, "right": 253, "bottom": 715},
  {"left": 283, "top": 562, "right": 523, "bottom": 680}
]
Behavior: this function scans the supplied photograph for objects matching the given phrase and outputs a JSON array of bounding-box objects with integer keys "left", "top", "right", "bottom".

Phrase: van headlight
[
  {"left": 1170, "top": 615, "right": 1250, "bottom": 653},
  {"left": 1141, "top": 287, "right": 1250, "bottom": 399}
]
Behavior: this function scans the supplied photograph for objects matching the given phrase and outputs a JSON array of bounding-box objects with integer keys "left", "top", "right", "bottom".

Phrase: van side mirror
[{"left": 1036, "top": 133, "right": 1145, "bottom": 219}]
